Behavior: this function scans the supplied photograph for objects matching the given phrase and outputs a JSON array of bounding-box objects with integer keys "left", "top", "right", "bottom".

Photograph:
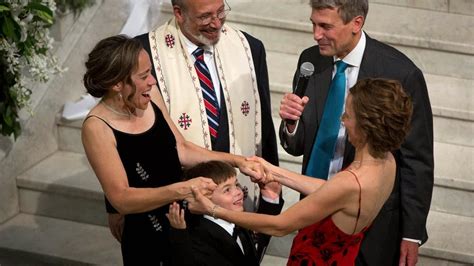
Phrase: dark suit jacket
[
  {"left": 279, "top": 34, "right": 434, "bottom": 265},
  {"left": 169, "top": 197, "right": 284, "bottom": 266}
]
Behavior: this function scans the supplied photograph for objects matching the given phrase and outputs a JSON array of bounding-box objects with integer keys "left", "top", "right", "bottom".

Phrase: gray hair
[{"left": 310, "top": 0, "right": 368, "bottom": 23}]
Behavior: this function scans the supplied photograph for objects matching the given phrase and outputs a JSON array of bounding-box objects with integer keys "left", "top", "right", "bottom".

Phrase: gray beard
[{"left": 182, "top": 19, "right": 221, "bottom": 46}]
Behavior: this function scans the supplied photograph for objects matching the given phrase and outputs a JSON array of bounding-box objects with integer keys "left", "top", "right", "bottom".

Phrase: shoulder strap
[
  {"left": 83, "top": 115, "right": 113, "bottom": 130},
  {"left": 345, "top": 169, "right": 362, "bottom": 234}
]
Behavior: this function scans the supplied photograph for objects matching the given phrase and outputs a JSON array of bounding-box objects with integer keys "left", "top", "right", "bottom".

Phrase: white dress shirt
[{"left": 327, "top": 32, "right": 366, "bottom": 178}]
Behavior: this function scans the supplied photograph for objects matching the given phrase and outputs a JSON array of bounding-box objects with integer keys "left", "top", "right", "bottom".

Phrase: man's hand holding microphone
[{"left": 280, "top": 62, "right": 314, "bottom": 133}]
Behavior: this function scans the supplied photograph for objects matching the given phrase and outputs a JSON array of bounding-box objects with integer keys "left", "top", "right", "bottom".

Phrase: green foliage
[
  {"left": 0, "top": 0, "right": 97, "bottom": 139},
  {"left": 0, "top": 0, "right": 95, "bottom": 139}
]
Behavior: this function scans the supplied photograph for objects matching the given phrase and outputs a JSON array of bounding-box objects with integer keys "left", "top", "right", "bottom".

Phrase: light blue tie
[{"left": 305, "top": 60, "right": 348, "bottom": 179}]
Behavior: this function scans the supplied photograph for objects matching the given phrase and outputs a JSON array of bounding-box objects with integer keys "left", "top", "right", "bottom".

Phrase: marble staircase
[{"left": 0, "top": 0, "right": 472, "bottom": 265}]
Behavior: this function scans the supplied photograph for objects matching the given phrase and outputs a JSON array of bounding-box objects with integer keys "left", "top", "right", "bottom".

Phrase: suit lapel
[
  {"left": 306, "top": 56, "right": 333, "bottom": 151},
  {"left": 313, "top": 64, "right": 333, "bottom": 124},
  {"left": 342, "top": 34, "right": 376, "bottom": 163},
  {"left": 197, "top": 218, "right": 247, "bottom": 263},
  {"left": 358, "top": 34, "right": 378, "bottom": 81}
]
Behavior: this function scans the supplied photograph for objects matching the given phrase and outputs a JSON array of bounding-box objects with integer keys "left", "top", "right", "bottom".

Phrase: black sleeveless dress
[{"left": 88, "top": 102, "right": 182, "bottom": 265}]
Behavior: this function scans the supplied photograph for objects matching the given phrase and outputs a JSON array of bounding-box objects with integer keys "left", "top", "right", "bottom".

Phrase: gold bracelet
[{"left": 211, "top": 204, "right": 219, "bottom": 219}]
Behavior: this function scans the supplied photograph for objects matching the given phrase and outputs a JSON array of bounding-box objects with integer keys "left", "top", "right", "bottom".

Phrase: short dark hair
[
  {"left": 310, "top": 0, "right": 368, "bottom": 23},
  {"left": 350, "top": 78, "right": 413, "bottom": 158},
  {"left": 184, "top": 160, "right": 236, "bottom": 185},
  {"left": 83, "top": 35, "right": 143, "bottom": 98}
]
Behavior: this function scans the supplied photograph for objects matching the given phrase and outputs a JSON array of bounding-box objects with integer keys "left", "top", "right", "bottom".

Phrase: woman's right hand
[
  {"left": 166, "top": 202, "right": 186, "bottom": 229},
  {"left": 188, "top": 186, "right": 215, "bottom": 216},
  {"left": 184, "top": 177, "right": 216, "bottom": 198}
]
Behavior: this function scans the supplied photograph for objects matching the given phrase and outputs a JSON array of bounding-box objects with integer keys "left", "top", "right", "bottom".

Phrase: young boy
[{"left": 166, "top": 160, "right": 283, "bottom": 266}]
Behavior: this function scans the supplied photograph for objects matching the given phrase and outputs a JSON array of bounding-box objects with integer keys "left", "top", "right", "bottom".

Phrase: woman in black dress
[{"left": 81, "top": 35, "right": 263, "bottom": 265}]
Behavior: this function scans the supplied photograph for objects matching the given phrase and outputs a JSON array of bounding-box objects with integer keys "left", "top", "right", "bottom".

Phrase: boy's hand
[{"left": 166, "top": 202, "right": 186, "bottom": 229}]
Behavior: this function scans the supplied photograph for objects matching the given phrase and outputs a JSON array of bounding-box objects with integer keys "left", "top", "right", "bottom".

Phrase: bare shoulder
[
  {"left": 81, "top": 108, "right": 115, "bottom": 147},
  {"left": 330, "top": 171, "right": 361, "bottom": 189},
  {"left": 323, "top": 171, "right": 361, "bottom": 198}
]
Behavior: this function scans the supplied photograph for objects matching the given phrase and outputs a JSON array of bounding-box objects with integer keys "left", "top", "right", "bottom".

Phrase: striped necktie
[
  {"left": 305, "top": 60, "right": 348, "bottom": 179},
  {"left": 192, "top": 47, "right": 220, "bottom": 146}
]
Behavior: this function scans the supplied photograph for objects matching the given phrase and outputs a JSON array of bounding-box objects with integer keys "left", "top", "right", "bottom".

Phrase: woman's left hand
[{"left": 237, "top": 158, "right": 265, "bottom": 182}]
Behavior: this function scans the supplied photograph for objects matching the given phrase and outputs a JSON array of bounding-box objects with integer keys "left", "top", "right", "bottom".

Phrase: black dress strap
[
  {"left": 345, "top": 169, "right": 362, "bottom": 234},
  {"left": 83, "top": 115, "right": 114, "bottom": 129}
]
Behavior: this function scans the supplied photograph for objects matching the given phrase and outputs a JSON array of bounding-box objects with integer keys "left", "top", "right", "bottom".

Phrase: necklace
[{"left": 101, "top": 101, "right": 130, "bottom": 118}]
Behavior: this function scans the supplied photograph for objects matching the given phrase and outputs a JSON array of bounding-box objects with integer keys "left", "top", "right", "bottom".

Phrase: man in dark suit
[
  {"left": 104, "top": 0, "right": 279, "bottom": 257},
  {"left": 279, "top": 1, "right": 434, "bottom": 265},
  {"left": 167, "top": 161, "right": 284, "bottom": 266}
]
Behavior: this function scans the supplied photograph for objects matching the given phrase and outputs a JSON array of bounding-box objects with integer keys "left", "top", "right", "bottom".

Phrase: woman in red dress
[{"left": 189, "top": 78, "right": 413, "bottom": 265}]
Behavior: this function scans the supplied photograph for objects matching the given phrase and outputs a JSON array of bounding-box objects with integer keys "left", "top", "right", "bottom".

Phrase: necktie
[
  {"left": 232, "top": 226, "right": 253, "bottom": 255},
  {"left": 305, "top": 60, "right": 348, "bottom": 179},
  {"left": 232, "top": 225, "right": 240, "bottom": 240},
  {"left": 192, "top": 47, "right": 219, "bottom": 146}
]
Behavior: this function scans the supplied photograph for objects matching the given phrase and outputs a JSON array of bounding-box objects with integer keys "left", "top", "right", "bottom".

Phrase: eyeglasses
[{"left": 195, "top": 1, "right": 231, "bottom": 26}]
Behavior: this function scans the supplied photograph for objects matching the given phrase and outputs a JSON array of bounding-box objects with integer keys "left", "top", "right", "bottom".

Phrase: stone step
[
  {"left": 372, "top": 0, "right": 474, "bottom": 16},
  {"left": 419, "top": 211, "right": 474, "bottom": 264},
  {"left": 58, "top": 115, "right": 84, "bottom": 154},
  {"left": 239, "top": 0, "right": 474, "bottom": 17},
  {"left": 0, "top": 213, "right": 121, "bottom": 265},
  {"left": 16, "top": 151, "right": 107, "bottom": 226}
]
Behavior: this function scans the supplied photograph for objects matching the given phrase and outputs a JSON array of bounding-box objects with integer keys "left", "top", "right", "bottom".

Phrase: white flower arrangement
[{"left": 0, "top": 0, "right": 64, "bottom": 138}]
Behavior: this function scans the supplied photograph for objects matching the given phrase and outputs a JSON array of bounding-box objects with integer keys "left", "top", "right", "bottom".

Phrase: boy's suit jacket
[{"left": 169, "top": 197, "right": 283, "bottom": 266}]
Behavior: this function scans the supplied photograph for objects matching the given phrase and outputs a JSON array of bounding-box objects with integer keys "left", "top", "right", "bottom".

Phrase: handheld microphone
[
  {"left": 287, "top": 62, "right": 314, "bottom": 125},
  {"left": 293, "top": 62, "right": 315, "bottom": 97}
]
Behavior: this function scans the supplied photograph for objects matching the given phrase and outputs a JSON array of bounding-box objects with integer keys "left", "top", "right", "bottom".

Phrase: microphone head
[{"left": 300, "top": 62, "right": 315, "bottom": 78}]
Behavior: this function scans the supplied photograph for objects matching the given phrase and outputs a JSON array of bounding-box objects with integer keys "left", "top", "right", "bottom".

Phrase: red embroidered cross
[
  {"left": 241, "top": 101, "right": 250, "bottom": 116},
  {"left": 165, "top": 34, "right": 175, "bottom": 48},
  {"left": 178, "top": 113, "right": 192, "bottom": 130}
]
